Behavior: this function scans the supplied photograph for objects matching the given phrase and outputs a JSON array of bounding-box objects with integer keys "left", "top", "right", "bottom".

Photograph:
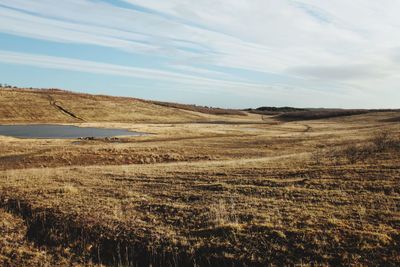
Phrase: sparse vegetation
[
  {"left": 371, "top": 131, "right": 400, "bottom": 152},
  {"left": 0, "top": 88, "right": 399, "bottom": 266}
]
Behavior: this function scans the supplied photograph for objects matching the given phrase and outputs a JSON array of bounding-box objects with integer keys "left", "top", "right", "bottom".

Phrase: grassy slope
[{"left": 0, "top": 88, "right": 220, "bottom": 124}]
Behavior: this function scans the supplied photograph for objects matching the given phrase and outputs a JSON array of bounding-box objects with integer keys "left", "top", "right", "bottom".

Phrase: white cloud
[
  {"left": 0, "top": 0, "right": 399, "bottom": 107},
  {"left": 287, "top": 64, "right": 388, "bottom": 81}
]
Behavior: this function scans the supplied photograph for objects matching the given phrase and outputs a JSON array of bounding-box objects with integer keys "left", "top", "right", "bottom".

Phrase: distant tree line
[
  {"left": 0, "top": 84, "right": 37, "bottom": 89},
  {"left": 0, "top": 83, "right": 18, "bottom": 88}
]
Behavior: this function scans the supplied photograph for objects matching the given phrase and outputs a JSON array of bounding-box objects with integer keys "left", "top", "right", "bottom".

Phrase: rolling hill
[{"left": 0, "top": 87, "right": 245, "bottom": 124}]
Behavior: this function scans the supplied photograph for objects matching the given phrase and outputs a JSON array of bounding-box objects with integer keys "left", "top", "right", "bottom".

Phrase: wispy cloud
[
  {"left": 287, "top": 64, "right": 389, "bottom": 81},
  {"left": 0, "top": 49, "right": 282, "bottom": 96},
  {"left": 0, "top": 0, "right": 399, "bottom": 107}
]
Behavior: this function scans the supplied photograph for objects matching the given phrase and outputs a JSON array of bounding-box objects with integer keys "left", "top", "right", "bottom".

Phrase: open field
[{"left": 0, "top": 88, "right": 399, "bottom": 266}]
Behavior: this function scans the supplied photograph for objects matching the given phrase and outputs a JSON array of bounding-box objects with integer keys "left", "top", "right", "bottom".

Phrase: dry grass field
[
  {"left": 0, "top": 88, "right": 399, "bottom": 266},
  {"left": 0, "top": 88, "right": 211, "bottom": 124}
]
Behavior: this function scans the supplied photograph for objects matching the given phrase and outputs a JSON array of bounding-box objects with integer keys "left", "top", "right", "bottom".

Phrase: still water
[{"left": 0, "top": 124, "right": 144, "bottom": 139}]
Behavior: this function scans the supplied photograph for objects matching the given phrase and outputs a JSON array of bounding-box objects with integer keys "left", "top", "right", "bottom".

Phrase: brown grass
[
  {"left": 0, "top": 87, "right": 250, "bottom": 124},
  {"left": 0, "top": 208, "right": 101, "bottom": 266},
  {"left": 0, "top": 88, "right": 399, "bottom": 266},
  {"left": 311, "top": 130, "right": 400, "bottom": 165}
]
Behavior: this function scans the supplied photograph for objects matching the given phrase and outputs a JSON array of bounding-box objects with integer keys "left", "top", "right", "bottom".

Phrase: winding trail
[{"left": 47, "top": 95, "right": 84, "bottom": 121}]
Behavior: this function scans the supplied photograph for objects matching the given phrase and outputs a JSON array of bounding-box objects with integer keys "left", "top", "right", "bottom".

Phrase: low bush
[
  {"left": 151, "top": 101, "right": 246, "bottom": 116},
  {"left": 311, "top": 131, "right": 400, "bottom": 165},
  {"left": 277, "top": 109, "right": 368, "bottom": 121}
]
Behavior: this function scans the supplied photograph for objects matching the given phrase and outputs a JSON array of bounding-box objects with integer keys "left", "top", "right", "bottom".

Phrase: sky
[{"left": 0, "top": 0, "right": 399, "bottom": 108}]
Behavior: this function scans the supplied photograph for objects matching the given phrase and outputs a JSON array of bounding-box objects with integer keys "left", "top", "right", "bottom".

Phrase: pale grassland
[{"left": 0, "top": 88, "right": 399, "bottom": 266}]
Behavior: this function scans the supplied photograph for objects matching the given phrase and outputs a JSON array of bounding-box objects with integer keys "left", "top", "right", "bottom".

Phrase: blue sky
[{"left": 0, "top": 0, "right": 399, "bottom": 108}]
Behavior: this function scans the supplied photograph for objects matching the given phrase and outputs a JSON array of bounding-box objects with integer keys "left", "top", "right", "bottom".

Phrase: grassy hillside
[
  {"left": 1, "top": 87, "right": 399, "bottom": 266},
  {"left": 0, "top": 87, "right": 224, "bottom": 124}
]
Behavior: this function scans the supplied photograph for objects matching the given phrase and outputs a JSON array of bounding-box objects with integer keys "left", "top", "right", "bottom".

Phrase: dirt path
[{"left": 47, "top": 94, "right": 84, "bottom": 121}]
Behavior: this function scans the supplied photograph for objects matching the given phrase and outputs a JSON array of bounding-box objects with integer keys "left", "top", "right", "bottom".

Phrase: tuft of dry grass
[{"left": 207, "top": 199, "right": 239, "bottom": 227}]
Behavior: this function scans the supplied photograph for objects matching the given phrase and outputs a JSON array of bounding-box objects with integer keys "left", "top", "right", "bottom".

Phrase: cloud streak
[
  {"left": 0, "top": 49, "right": 283, "bottom": 96},
  {"left": 0, "top": 0, "right": 399, "bottom": 107}
]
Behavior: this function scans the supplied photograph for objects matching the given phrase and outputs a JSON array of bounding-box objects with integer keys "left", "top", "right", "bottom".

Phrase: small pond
[{"left": 0, "top": 124, "right": 145, "bottom": 139}]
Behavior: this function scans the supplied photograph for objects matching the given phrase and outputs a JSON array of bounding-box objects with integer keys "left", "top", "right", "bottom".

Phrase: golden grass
[
  {"left": 0, "top": 89, "right": 399, "bottom": 265},
  {"left": 0, "top": 87, "right": 249, "bottom": 124}
]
